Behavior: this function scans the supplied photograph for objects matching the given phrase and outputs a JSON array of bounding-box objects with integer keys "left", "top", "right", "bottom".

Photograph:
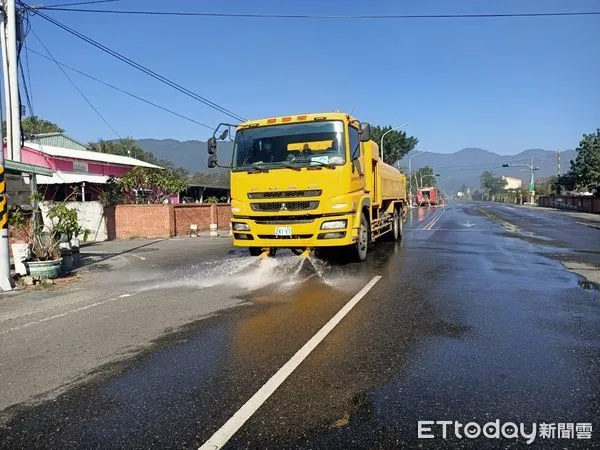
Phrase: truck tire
[
  {"left": 385, "top": 209, "right": 400, "bottom": 241},
  {"left": 398, "top": 212, "right": 404, "bottom": 240},
  {"left": 354, "top": 213, "right": 369, "bottom": 262}
]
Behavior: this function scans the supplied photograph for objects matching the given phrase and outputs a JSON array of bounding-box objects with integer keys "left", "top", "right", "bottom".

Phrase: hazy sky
[{"left": 18, "top": 0, "right": 600, "bottom": 154}]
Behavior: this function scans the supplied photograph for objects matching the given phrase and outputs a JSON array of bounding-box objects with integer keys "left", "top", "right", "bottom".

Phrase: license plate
[{"left": 275, "top": 226, "right": 292, "bottom": 236}]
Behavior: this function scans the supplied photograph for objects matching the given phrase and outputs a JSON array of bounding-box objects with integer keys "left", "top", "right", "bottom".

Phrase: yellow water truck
[{"left": 207, "top": 112, "right": 407, "bottom": 261}]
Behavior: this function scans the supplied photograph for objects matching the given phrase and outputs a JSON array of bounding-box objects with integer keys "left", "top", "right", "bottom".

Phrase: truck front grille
[
  {"left": 257, "top": 234, "right": 313, "bottom": 240},
  {"left": 255, "top": 218, "right": 315, "bottom": 224},
  {"left": 250, "top": 201, "right": 319, "bottom": 212},
  {"left": 248, "top": 190, "right": 322, "bottom": 199}
]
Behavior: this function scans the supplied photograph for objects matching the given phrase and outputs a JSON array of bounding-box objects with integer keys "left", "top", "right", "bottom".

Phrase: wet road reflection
[{"left": 1, "top": 202, "right": 599, "bottom": 449}]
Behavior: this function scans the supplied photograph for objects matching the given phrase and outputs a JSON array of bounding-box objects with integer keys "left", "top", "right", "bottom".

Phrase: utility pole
[
  {"left": 0, "top": 0, "right": 19, "bottom": 290},
  {"left": 529, "top": 156, "right": 535, "bottom": 205},
  {"left": 556, "top": 149, "right": 560, "bottom": 177},
  {"left": 408, "top": 150, "right": 423, "bottom": 207}
]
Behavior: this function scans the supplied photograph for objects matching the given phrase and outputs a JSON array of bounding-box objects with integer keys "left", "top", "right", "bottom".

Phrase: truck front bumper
[{"left": 231, "top": 214, "right": 357, "bottom": 248}]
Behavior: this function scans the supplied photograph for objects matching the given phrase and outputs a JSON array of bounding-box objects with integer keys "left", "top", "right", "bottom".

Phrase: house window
[{"left": 73, "top": 161, "right": 88, "bottom": 173}]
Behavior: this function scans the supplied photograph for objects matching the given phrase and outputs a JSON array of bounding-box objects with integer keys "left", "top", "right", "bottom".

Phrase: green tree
[
  {"left": 2, "top": 115, "right": 64, "bottom": 138},
  {"left": 412, "top": 166, "right": 437, "bottom": 187},
  {"left": 369, "top": 125, "right": 418, "bottom": 166},
  {"left": 568, "top": 129, "right": 600, "bottom": 190},
  {"left": 552, "top": 172, "right": 576, "bottom": 195},
  {"left": 480, "top": 171, "right": 507, "bottom": 200},
  {"left": 190, "top": 169, "right": 230, "bottom": 187},
  {"left": 534, "top": 176, "right": 556, "bottom": 197},
  {"left": 102, "top": 167, "right": 188, "bottom": 205}
]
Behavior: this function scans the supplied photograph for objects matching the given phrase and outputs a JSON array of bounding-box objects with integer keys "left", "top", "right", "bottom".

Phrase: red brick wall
[
  {"left": 103, "top": 203, "right": 232, "bottom": 240},
  {"left": 216, "top": 205, "right": 232, "bottom": 229},
  {"left": 538, "top": 196, "right": 600, "bottom": 214},
  {"left": 173, "top": 204, "right": 231, "bottom": 236},
  {"left": 104, "top": 204, "right": 174, "bottom": 239}
]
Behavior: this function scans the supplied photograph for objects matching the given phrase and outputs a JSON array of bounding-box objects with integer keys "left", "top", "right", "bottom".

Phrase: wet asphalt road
[{"left": 1, "top": 201, "right": 599, "bottom": 449}]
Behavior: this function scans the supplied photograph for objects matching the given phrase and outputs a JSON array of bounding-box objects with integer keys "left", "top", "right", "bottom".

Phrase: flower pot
[
  {"left": 11, "top": 243, "right": 30, "bottom": 276},
  {"left": 60, "top": 248, "right": 73, "bottom": 274},
  {"left": 24, "top": 258, "right": 63, "bottom": 280},
  {"left": 70, "top": 238, "right": 80, "bottom": 265}
]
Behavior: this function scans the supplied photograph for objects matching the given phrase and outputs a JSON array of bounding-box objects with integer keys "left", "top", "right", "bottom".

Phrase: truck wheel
[
  {"left": 354, "top": 213, "right": 369, "bottom": 262},
  {"left": 385, "top": 209, "right": 400, "bottom": 241},
  {"left": 398, "top": 212, "right": 404, "bottom": 240}
]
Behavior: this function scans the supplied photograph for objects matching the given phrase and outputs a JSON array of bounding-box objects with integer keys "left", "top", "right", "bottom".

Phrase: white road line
[
  {"left": 0, "top": 294, "right": 136, "bottom": 335},
  {"left": 199, "top": 275, "right": 382, "bottom": 450}
]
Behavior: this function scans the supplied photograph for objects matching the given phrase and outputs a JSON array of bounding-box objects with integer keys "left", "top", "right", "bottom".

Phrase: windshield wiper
[
  {"left": 288, "top": 158, "right": 336, "bottom": 170},
  {"left": 246, "top": 162, "right": 268, "bottom": 173}
]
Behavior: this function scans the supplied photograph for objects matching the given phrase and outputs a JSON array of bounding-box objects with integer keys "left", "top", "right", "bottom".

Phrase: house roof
[
  {"left": 187, "top": 183, "right": 230, "bottom": 190},
  {"left": 26, "top": 133, "right": 90, "bottom": 151},
  {"left": 24, "top": 143, "right": 162, "bottom": 169},
  {"left": 36, "top": 171, "right": 110, "bottom": 185}
]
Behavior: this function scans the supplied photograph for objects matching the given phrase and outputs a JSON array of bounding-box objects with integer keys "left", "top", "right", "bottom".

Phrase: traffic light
[{"left": 502, "top": 163, "right": 511, "bottom": 167}]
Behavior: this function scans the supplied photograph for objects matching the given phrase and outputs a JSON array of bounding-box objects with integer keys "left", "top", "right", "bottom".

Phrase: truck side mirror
[
  {"left": 208, "top": 137, "right": 217, "bottom": 155},
  {"left": 208, "top": 137, "right": 218, "bottom": 168},
  {"left": 359, "top": 123, "right": 371, "bottom": 142}
]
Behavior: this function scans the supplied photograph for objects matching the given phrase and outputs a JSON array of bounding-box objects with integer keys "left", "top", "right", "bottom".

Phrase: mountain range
[
  {"left": 136, "top": 139, "right": 233, "bottom": 174},
  {"left": 135, "top": 139, "right": 575, "bottom": 193},
  {"left": 398, "top": 148, "right": 576, "bottom": 194}
]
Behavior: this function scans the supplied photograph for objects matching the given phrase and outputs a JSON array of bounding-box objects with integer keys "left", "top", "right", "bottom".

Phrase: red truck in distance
[{"left": 416, "top": 187, "right": 442, "bottom": 206}]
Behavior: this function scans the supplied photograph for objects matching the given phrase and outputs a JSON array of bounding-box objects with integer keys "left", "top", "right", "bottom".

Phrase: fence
[
  {"left": 538, "top": 196, "right": 600, "bottom": 214},
  {"left": 103, "top": 203, "right": 231, "bottom": 240}
]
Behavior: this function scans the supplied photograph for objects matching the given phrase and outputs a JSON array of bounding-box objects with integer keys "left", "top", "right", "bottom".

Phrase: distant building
[
  {"left": 4, "top": 132, "right": 161, "bottom": 205},
  {"left": 501, "top": 176, "right": 522, "bottom": 190},
  {"left": 181, "top": 183, "right": 231, "bottom": 204}
]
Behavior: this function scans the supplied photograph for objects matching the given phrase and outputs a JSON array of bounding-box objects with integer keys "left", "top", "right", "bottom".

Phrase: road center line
[{"left": 198, "top": 275, "right": 383, "bottom": 450}]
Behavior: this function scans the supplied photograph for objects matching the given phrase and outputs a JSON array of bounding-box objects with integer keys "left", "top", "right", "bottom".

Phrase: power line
[
  {"left": 26, "top": 46, "right": 215, "bottom": 130},
  {"left": 23, "top": 5, "right": 247, "bottom": 122},
  {"left": 31, "top": 8, "right": 600, "bottom": 19},
  {"left": 30, "top": 28, "right": 122, "bottom": 138},
  {"left": 40, "top": 0, "right": 120, "bottom": 8}
]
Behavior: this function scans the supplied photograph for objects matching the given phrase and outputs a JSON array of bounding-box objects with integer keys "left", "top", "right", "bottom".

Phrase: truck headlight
[
  {"left": 232, "top": 222, "right": 250, "bottom": 231},
  {"left": 321, "top": 220, "right": 347, "bottom": 230}
]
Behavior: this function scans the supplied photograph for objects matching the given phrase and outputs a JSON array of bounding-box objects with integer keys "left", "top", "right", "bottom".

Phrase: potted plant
[
  {"left": 8, "top": 206, "right": 31, "bottom": 276},
  {"left": 16, "top": 195, "right": 63, "bottom": 279},
  {"left": 46, "top": 203, "right": 90, "bottom": 271},
  {"left": 24, "top": 222, "right": 63, "bottom": 280}
]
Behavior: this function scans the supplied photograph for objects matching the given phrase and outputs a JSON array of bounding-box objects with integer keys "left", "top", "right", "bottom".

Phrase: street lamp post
[
  {"left": 420, "top": 173, "right": 439, "bottom": 187},
  {"left": 380, "top": 123, "right": 407, "bottom": 163},
  {"left": 408, "top": 150, "right": 424, "bottom": 207},
  {"left": 502, "top": 156, "right": 539, "bottom": 205}
]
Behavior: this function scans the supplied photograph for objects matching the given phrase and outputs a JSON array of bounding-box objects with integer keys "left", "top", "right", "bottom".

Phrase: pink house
[{"left": 4, "top": 133, "right": 162, "bottom": 202}]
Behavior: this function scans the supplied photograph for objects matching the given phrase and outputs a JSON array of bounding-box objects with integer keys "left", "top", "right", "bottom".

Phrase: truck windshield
[{"left": 232, "top": 121, "right": 346, "bottom": 170}]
